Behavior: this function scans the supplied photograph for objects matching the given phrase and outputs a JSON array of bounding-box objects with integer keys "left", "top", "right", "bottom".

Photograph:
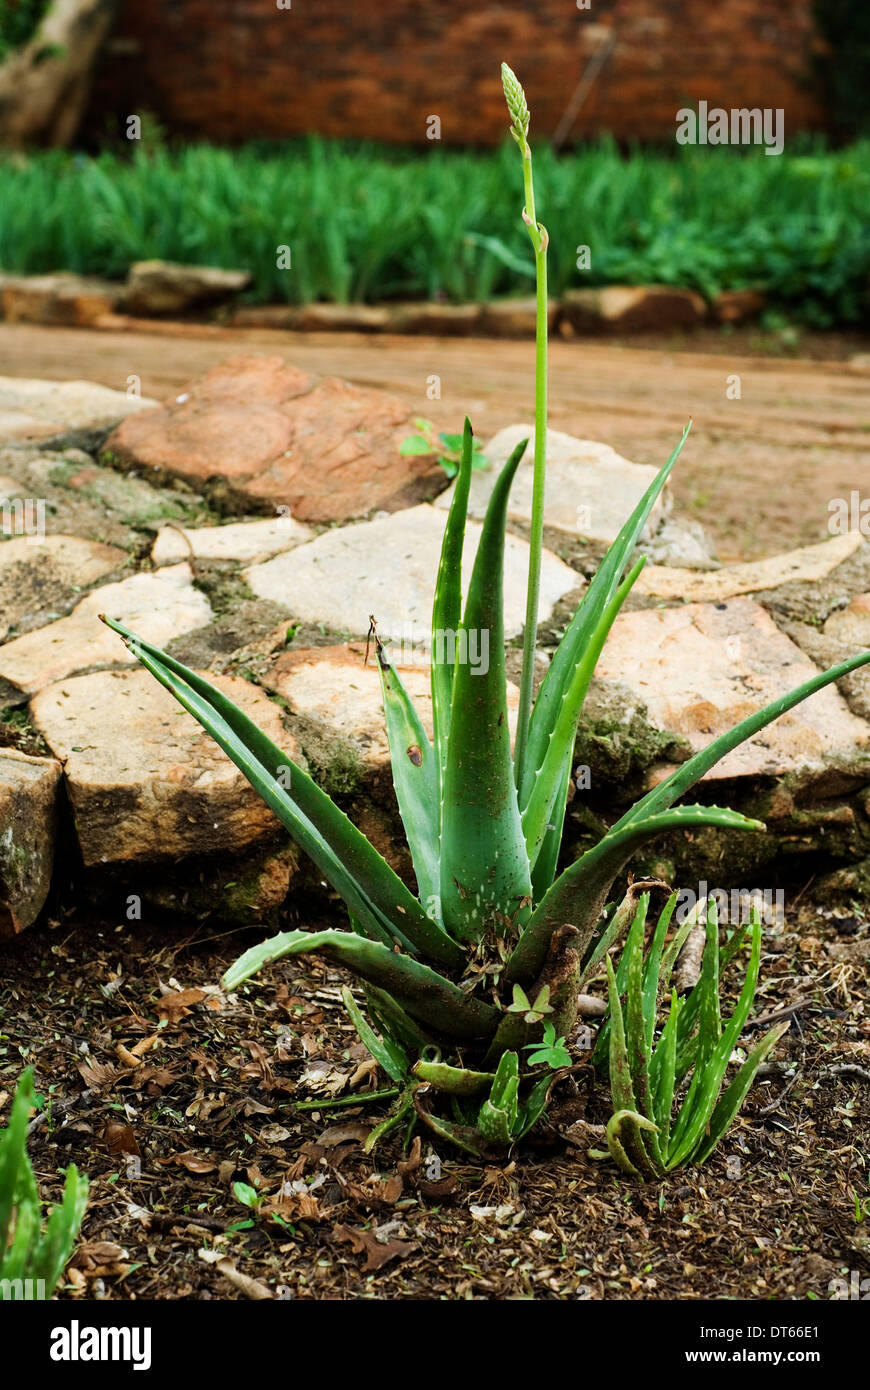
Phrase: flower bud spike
[{"left": 501, "top": 62, "right": 530, "bottom": 143}]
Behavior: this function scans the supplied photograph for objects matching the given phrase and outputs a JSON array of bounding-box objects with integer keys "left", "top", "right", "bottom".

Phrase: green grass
[{"left": 2, "top": 136, "right": 870, "bottom": 325}]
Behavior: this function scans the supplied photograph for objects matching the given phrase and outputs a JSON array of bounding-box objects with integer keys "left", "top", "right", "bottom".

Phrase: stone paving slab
[
  {"left": 0, "top": 748, "right": 60, "bottom": 936},
  {"left": 0, "top": 533, "right": 126, "bottom": 642},
  {"left": 0, "top": 374, "right": 157, "bottom": 443},
  {"left": 244, "top": 503, "right": 580, "bottom": 641},
  {"left": 30, "top": 667, "right": 299, "bottom": 867},
  {"left": 0, "top": 563, "right": 212, "bottom": 694},
  {"left": 594, "top": 596, "right": 870, "bottom": 784},
  {"left": 105, "top": 354, "right": 446, "bottom": 522},
  {"left": 635, "top": 532, "right": 862, "bottom": 601},
  {"left": 152, "top": 515, "right": 313, "bottom": 565}
]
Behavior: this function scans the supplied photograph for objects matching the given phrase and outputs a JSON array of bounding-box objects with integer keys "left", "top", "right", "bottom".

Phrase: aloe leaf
[
  {"left": 101, "top": 618, "right": 463, "bottom": 971},
  {"left": 605, "top": 1110, "right": 660, "bottom": 1179},
  {"left": 520, "top": 423, "right": 691, "bottom": 814},
  {"left": 692, "top": 1020, "right": 791, "bottom": 1166},
  {"left": 223, "top": 928, "right": 499, "bottom": 1041},
  {"left": 373, "top": 639, "right": 441, "bottom": 921},
  {"left": 439, "top": 443, "right": 533, "bottom": 941},
  {"left": 613, "top": 646, "right": 870, "bottom": 835},
  {"left": 508, "top": 804, "right": 761, "bottom": 985},
  {"left": 605, "top": 956, "right": 657, "bottom": 1177},
  {"left": 674, "top": 915, "right": 752, "bottom": 1078},
  {"left": 521, "top": 555, "right": 646, "bottom": 871},
  {"left": 667, "top": 917, "right": 765, "bottom": 1168},
  {"left": 623, "top": 900, "right": 653, "bottom": 1106},
  {"left": 642, "top": 891, "right": 678, "bottom": 1048},
  {"left": 431, "top": 417, "right": 476, "bottom": 787},
  {"left": 528, "top": 757, "right": 571, "bottom": 903},
  {"left": 669, "top": 899, "right": 723, "bottom": 1141},
  {"left": 516, "top": 1069, "right": 559, "bottom": 1138},
  {"left": 477, "top": 1051, "right": 520, "bottom": 1145},
  {"left": 411, "top": 1059, "right": 495, "bottom": 1096},
  {"left": 649, "top": 990, "right": 681, "bottom": 1156},
  {"left": 660, "top": 894, "right": 709, "bottom": 989},
  {"left": 0, "top": 1068, "right": 38, "bottom": 1257},
  {"left": 363, "top": 1086, "right": 417, "bottom": 1154},
  {"left": 592, "top": 894, "right": 648, "bottom": 1067},
  {"left": 577, "top": 884, "right": 647, "bottom": 990},
  {"left": 1, "top": 1199, "right": 37, "bottom": 1283},
  {"left": 341, "top": 986, "right": 409, "bottom": 1084},
  {"left": 413, "top": 1098, "right": 486, "bottom": 1158},
  {"left": 364, "top": 985, "right": 436, "bottom": 1055}
]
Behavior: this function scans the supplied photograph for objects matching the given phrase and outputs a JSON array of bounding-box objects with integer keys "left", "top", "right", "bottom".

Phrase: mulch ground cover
[{"left": 1, "top": 894, "right": 867, "bottom": 1301}]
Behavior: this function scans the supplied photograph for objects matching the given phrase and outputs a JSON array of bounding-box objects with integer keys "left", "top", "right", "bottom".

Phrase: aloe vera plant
[
  {"left": 598, "top": 894, "right": 790, "bottom": 1176},
  {"left": 100, "top": 66, "right": 870, "bottom": 1162},
  {"left": 0, "top": 1069, "right": 89, "bottom": 1298}
]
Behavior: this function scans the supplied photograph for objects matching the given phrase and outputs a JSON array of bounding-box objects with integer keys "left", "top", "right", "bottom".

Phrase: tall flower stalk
[{"left": 501, "top": 63, "right": 549, "bottom": 787}]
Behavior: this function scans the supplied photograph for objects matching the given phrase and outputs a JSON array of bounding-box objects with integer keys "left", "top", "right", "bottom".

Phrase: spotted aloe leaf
[
  {"left": 476, "top": 1051, "right": 520, "bottom": 1145},
  {"left": 438, "top": 441, "right": 533, "bottom": 942},
  {"left": 691, "top": 1019, "right": 791, "bottom": 1166}
]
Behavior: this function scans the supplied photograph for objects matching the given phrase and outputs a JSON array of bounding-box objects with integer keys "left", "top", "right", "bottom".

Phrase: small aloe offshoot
[
  {"left": 99, "top": 66, "right": 870, "bottom": 1163},
  {"left": 598, "top": 895, "right": 791, "bottom": 1176},
  {"left": 0, "top": 1069, "right": 89, "bottom": 1298}
]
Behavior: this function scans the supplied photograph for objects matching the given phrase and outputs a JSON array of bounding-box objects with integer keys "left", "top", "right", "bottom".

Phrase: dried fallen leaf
[
  {"left": 256, "top": 1124, "right": 290, "bottom": 1144},
  {"left": 115, "top": 1043, "right": 144, "bottom": 1069},
  {"left": 71, "top": 1240, "right": 132, "bottom": 1279},
  {"left": 103, "top": 1119, "right": 140, "bottom": 1158},
  {"left": 418, "top": 1174, "right": 458, "bottom": 1200},
  {"left": 316, "top": 1122, "right": 371, "bottom": 1148},
  {"left": 243, "top": 1040, "right": 276, "bottom": 1088},
  {"left": 299, "top": 1059, "right": 352, "bottom": 1096},
  {"left": 76, "top": 1058, "right": 120, "bottom": 1091},
  {"left": 346, "top": 1173, "right": 404, "bottom": 1207},
  {"left": 191, "top": 1049, "right": 220, "bottom": 1083},
  {"left": 397, "top": 1137, "right": 422, "bottom": 1176},
  {"left": 156, "top": 988, "right": 207, "bottom": 1023},
  {"left": 174, "top": 1152, "right": 217, "bottom": 1174},
  {"left": 333, "top": 1223, "right": 417, "bottom": 1272}
]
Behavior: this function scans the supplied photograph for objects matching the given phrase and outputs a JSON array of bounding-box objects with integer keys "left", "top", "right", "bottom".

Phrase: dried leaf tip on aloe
[{"left": 100, "top": 66, "right": 870, "bottom": 1165}]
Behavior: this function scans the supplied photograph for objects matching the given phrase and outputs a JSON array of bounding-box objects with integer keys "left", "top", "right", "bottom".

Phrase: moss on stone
[{"left": 573, "top": 678, "right": 691, "bottom": 787}]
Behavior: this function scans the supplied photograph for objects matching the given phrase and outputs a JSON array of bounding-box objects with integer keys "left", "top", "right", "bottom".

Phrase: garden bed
[{"left": 1, "top": 897, "right": 866, "bottom": 1300}]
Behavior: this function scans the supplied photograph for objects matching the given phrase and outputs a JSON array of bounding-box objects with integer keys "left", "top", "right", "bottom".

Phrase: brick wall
[{"left": 89, "top": 0, "right": 825, "bottom": 145}]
